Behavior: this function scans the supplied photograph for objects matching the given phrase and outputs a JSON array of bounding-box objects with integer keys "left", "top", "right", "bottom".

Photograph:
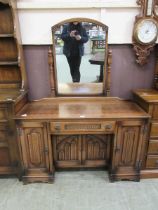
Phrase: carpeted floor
[{"left": 0, "top": 171, "right": 158, "bottom": 210}]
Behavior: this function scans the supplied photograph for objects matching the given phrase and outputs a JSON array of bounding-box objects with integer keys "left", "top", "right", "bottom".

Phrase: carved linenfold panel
[
  {"left": 53, "top": 134, "right": 111, "bottom": 168},
  {"left": 84, "top": 135, "right": 108, "bottom": 160},
  {"left": 27, "top": 132, "right": 43, "bottom": 166},
  {"left": 120, "top": 127, "right": 139, "bottom": 166},
  {"left": 55, "top": 135, "right": 80, "bottom": 161},
  {"left": 65, "top": 124, "right": 101, "bottom": 130},
  {"left": 121, "top": 130, "right": 136, "bottom": 164},
  {"left": 24, "top": 128, "right": 47, "bottom": 168}
]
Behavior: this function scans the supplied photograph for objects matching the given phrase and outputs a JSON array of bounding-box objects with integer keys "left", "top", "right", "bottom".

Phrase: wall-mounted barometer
[{"left": 133, "top": 0, "right": 158, "bottom": 65}]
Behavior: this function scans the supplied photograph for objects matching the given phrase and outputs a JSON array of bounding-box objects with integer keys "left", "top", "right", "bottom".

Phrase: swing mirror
[{"left": 51, "top": 18, "right": 109, "bottom": 96}]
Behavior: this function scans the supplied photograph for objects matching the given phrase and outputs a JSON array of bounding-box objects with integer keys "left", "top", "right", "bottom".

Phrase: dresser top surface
[
  {"left": 15, "top": 97, "right": 149, "bottom": 120},
  {"left": 133, "top": 89, "right": 158, "bottom": 103}
]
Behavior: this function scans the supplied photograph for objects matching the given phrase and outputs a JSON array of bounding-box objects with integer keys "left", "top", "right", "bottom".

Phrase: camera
[{"left": 74, "top": 31, "right": 79, "bottom": 36}]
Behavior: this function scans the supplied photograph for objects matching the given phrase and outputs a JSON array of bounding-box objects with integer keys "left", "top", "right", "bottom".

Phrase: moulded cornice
[{"left": 17, "top": 0, "right": 138, "bottom": 9}]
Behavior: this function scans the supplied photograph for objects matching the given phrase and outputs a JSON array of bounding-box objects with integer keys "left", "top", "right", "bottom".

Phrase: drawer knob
[
  {"left": 105, "top": 124, "right": 112, "bottom": 129},
  {"left": 54, "top": 123, "right": 61, "bottom": 131}
]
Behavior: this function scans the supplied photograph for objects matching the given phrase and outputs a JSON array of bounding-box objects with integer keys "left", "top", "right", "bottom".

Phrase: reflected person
[{"left": 61, "top": 22, "right": 89, "bottom": 82}]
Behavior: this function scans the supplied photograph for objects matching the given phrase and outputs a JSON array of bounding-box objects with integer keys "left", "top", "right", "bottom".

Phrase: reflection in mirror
[{"left": 52, "top": 19, "right": 108, "bottom": 95}]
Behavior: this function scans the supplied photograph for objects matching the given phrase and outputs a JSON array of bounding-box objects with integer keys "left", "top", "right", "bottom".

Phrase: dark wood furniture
[
  {"left": 0, "top": 8, "right": 154, "bottom": 186},
  {"left": 15, "top": 97, "right": 149, "bottom": 183},
  {"left": 0, "top": 0, "right": 28, "bottom": 175},
  {"left": 89, "top": 52, "right": 105, "bottom": 82},
  {"left": 91, "top": 38, "right": 105, "bottom": 54},
  {"left": 133, "top": 89, "right": 158, "bottom": 178}
]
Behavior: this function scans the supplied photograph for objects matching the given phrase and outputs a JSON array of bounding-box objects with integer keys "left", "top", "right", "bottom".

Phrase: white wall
[{"left": 17, "top": 0, "right": 147, "bottom": 44}]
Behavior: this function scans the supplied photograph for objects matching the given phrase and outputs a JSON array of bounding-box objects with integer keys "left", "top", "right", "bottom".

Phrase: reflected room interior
[{"left": 51, "top": 19, "right": 109, "bottom": 96}]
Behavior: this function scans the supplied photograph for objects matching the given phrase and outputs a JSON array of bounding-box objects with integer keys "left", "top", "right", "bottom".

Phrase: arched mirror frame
[{"left": 49, "top": 17, "right": 112, "bottom": 97}]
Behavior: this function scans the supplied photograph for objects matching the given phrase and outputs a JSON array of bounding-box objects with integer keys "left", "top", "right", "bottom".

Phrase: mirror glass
[{"left": 52, "top": 19, "right": 108, "bottom": 95}]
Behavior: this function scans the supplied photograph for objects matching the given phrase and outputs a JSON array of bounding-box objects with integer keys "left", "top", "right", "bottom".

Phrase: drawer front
[
  {"left": 0, "top": 147, "right": 10, "bottom": 166},
  {"left": 50, "top": 121, "right": 116, "bottom": 134},
  {"left": 150, "top": 123, "right": 158, "bottom": 138},
  {"left": 152, "top": 105, "right": 158, "bottom": 120},
  {"left": 0, "top": 124, "right": 8, "bottom": 143},
  {"left": 146, "top": 156, "right": 158, "bottom": 169},
  {"left": 0, "top": 124, "right": 10, "bottom": 166},
  {"left": 0, "top": 106, "right": 8, "bottom": 120},
  {"left": 148, "top": 140, "right": 158, "bottom": 154}
]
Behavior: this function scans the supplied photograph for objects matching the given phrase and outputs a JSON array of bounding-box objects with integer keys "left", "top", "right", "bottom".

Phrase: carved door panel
[
  {"left": 0, "top": 122, "right": 19, "bottom": 174},
  {"left": 52, "top": 134, "right": 111, "bottom": 168},
  {"left": 0, "top": 123, "right": 11, "bottom": 168},
  {"left": 53, "top": 135, "right": 81, "bottom": 168},
  {"left": 82, "top": 134, "right": 111, "bottom": 167},
  {"left": 110, "top": 121, "right": 145, "bottom": 181},
  {"left": 18, "top": 122, "right": 51, "bottom": 175}
]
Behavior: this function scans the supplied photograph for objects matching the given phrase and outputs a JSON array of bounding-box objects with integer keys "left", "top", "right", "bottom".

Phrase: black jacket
[{"left": 61, "top": 23, "right": 89, "bottom": 57}]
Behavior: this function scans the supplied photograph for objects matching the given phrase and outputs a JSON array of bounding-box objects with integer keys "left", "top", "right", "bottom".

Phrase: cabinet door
[
  {"left": 18, "top": 122, "right": 53, "bottom": 183},
  {"left": 82, "top": 134, "right": 111, "bottom": 168},
  {"left": 0, "top": 124, "right": 11, "bottom": 169},
  {"left": 110, "top": 121, "right": 146, "bottom": 181},
  {"left": 0, "top": 123, "right": 19, "bottom": 174},
  {"left": 52, "top": 135, "right": 81, "bottom": 168}
]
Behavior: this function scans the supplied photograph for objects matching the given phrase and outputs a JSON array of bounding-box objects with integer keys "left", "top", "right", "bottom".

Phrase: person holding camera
[{"left": 61, "top": 22, "right": 89, "bottom": 82}]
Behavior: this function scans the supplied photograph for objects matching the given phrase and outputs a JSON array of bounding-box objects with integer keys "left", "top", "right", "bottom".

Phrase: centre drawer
[
  {"left": 152, "top": 105, "right": 158, "bottom": 120},
  {"left": 0, "top": 105, "right": 8, "bottom": 120},
  {"left": 0, "top": 123, "right": 8, "bottom": 143},
  {"left": 146, "top": 156, "right": 158, "bottom": 169},
  {"left": 50, "top": 121, "right": 116, "bottom": 134},
  {"left": 150, "top": 123, "right": 158, "bottom": 138},
  {"left": 148, "top": 140, "right": 158, "bottom": 154}
]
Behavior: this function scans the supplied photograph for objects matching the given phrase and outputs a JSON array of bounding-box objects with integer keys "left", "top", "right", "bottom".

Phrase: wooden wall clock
[{"left": 132, "top": 0, "right": 158, "bottom": 65}]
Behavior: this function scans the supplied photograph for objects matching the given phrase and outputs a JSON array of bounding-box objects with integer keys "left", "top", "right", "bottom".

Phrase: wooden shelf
[
  {"left": 0, "top": 81, "right": 21, "bottom": 84},
  {"left": 0, "top": 0, "right": 28, "bottom": 177},
  {"left": 0, "top": 34, "right": 14, "bottom": 37},
  {"left": 0, "top": 61, "right": 18, "bottom": 66}
]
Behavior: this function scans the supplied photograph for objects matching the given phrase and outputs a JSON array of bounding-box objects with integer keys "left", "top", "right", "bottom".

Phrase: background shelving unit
[{"left": 0, "top": 0, "right": 28, "bottom": 175}]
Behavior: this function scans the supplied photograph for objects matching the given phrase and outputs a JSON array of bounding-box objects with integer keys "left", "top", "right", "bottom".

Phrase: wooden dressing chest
[
  {"left": 133, "top": 89, "right": 158, "bottom": 178},
  {"left": 15, "top": 97, "right": 149, "bottom": 183}
]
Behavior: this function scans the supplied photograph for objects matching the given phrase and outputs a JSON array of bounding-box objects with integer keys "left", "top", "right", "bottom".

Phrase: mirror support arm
[
  {"left": 106, "top": 49, "right": 112, "bottom": 96},
  {"left": 48, "top": 46, "right": 56, "bottom": 96}
]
